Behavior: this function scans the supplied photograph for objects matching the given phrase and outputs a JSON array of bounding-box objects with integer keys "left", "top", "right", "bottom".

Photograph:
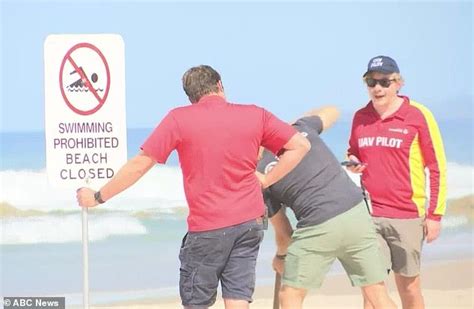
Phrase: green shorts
[{"left": 283, "top": 202, "right": 387, "bottom": 289}]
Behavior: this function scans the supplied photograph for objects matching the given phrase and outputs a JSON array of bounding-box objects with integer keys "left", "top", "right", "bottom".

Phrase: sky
[{"left": 0, "top": 0, "right": 472, "bottom": 132}]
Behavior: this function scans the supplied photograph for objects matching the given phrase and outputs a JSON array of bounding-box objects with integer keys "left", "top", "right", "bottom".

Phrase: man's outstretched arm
[
  {"left": 76, "top": 151, "right": 156, "bottom": 207},
  {"left": 293, "top": 105, "right": 340, "bottom": 131}
]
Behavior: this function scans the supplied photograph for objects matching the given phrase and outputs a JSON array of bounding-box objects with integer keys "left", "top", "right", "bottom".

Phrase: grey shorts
[
  {"left": 373, "top": 217, "right": 425, "bottom": 277},
  {"left": 179, "top": 219, "right": 264, "bottom": 307}
]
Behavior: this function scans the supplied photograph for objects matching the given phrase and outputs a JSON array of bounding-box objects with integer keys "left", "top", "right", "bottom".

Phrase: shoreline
[{"left": 84, "top": 258, "right": 473, "bottom": 308}]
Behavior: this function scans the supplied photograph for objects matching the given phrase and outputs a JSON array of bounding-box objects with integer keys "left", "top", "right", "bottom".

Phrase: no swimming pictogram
[{"left": 59, "top": 43, "right": 111, "bottom": 115}]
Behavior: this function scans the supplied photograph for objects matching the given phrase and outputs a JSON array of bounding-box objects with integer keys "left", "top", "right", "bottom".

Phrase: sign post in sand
[
  {"left": 44, "top": 34, "right": 127, "bottom": 308},
  {"left": 273, "top": 272, "right": 281, "bottom": 309}
]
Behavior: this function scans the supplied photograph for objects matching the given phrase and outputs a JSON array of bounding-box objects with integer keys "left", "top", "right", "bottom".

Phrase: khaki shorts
[
  {"left": 373, "top": 217, "right": 425, "bottom": 277},
  {"left": 282, "top": 202, "right": 387, "bottom": 289}
]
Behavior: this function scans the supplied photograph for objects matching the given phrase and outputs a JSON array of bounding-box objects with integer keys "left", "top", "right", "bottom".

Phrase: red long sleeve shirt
[{"left": 348, "top": 96, "right": 447, "bottom": 221}]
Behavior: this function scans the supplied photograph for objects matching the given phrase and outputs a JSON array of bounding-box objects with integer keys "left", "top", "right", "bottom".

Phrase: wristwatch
[
  {"left": 275, "top": 254, "right": 287, "bottom": 260},
  {"left": 94, "top": 191, "right": 105, "bottom": 204}
]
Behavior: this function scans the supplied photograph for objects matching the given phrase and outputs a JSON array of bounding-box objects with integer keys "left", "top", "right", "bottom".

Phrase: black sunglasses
[{"left": 365, "top": 78, "right": 397, "bottom": 88}]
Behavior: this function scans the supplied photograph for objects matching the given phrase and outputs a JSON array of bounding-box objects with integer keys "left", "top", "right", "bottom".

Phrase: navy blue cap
[{"left": 363, "top": 56, "right": 400, "bottom": 77}]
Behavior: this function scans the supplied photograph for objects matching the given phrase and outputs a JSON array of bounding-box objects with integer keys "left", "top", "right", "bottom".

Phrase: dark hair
[{"left": 182, "top": 65, "right": 222, "bottom": 103}]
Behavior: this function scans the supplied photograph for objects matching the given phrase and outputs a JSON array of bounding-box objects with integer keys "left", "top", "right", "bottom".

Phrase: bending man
[{"left": 257, "top": 106, "right": 396, "bottom": 309}]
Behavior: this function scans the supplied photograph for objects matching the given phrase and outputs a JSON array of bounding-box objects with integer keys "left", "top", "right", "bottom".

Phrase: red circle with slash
[{"left": 59, "top": 42, "right": 111, "bottom": 116}]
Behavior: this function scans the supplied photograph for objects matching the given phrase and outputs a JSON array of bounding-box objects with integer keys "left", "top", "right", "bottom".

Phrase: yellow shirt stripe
[
  {"left": 408, "top": 133, "right": 426, "bottom": 216},
  {"left": 410, "top": 101, "right": 447, "bottom": 215}
]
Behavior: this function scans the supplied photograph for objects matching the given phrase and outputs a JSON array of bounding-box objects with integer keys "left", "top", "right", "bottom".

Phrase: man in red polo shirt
[{"left": 77, "top": 65, "right": 310, "bottom": 308}]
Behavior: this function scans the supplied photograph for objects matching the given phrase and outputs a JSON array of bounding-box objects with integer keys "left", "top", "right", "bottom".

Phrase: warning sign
[{"left": 44, "top": 34, "right": 127, "bottom": 189}]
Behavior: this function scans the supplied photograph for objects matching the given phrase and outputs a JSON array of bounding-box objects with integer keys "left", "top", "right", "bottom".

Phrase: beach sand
[{"left": 91, "top": 258, "right": 473, "bottom": 308}]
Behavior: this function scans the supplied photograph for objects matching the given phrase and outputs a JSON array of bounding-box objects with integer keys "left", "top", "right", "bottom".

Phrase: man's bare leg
[
  {"left": 395, "top": 274, "right": 424, "bottom": 309},
  {"left": 362, "top": 288, "right": 375, "bottom": 309},
  {"left": 361, "top": 281, "right": 397, "bottom": 309},
  {"left": 279, "top": 285, "right": 307, "bottom": 309},
  {"left": 223, "top": 299, "right": 249, "bottom": 309}
]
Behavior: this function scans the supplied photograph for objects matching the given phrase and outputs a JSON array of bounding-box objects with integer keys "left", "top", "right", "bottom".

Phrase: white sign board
[{"left": 44, "top": 34, "right": 127, "bottom": 189}]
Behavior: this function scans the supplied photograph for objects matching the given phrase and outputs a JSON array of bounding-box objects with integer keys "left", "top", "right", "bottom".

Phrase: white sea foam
[
  {"left": 0, "top": 213, "right": 147, "bottom": 245},
  {"left": 345, "top": 161, "right": 474, "bottom": 200},
  {"left": 444, "top": 162, "right": 474, "bottom": 199},
  {"left": 0, "top": 165, "right": 186, "bottom": 212},
  {"left": 2, "top": 162, "right": 471, "bottom": 214},
  {"left": 1, "top": 161, "right": 472, "bottom": 245},
  {"left": 442, "top": 215, "right": 469, "bottom": 229}
]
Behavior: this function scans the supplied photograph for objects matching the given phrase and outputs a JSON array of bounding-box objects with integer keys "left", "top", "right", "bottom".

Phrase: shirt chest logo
[
  {"left": 358, "top": 136, "right": 403, "bottom": 148},
  {"left": 388, "top": 128, "right": 409, "bottom": 134}
]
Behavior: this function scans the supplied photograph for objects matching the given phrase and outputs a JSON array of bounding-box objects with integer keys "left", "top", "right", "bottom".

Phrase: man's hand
[
  {"left": 76, "top": 187, "right": 99, "bottom": 208},
  {"left": 424, "top": 219, "right": 441, "bottom": 243},
  {"left": 255, "top": 171, "right": 268, "bottom": 189},
  {"left": 272, "top": 255, "right": 285, "bottom": 275},
  {"left": 346, "top": 155, "right": 367, "bottom": 174}
]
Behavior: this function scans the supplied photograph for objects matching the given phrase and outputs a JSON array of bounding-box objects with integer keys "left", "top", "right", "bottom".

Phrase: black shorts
[{"left": 179, "top": 219, "right": 264, "bottom": 307}]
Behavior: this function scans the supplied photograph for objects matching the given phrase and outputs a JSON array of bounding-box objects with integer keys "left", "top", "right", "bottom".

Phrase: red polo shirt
[
  {"left": 142, "top": 95, "right": 296, "bottom": 231},
  {"left": 348, "top": 96, "right": 447, "bottom": 221}
]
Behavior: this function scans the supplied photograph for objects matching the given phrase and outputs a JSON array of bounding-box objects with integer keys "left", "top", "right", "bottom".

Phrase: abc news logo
[{"left": 3, "top": 297, "right": 65, "bottom": 309}]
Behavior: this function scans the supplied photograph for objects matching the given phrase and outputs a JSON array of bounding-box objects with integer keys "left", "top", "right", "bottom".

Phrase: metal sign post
[
  {"left": 82, "top": 206, "right": 89, "bottom": 309},
  {"left": 273, "top": 272, "right": 281, "bottom": 309}
]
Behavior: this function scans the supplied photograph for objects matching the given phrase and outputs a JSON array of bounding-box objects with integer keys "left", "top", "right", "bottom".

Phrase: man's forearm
[
  {"left": 100, "top": 151, "right": 155, "bottom": 202},
  {"left": 270, "top": 208, "right": 293, "bottom": 255},
  {"left": 263, "top": 133, "right": 310, "bottom": 188},
  {"left": 290, "top": 105, "right": 340, "bottom": 130},
  {"left": 301, "top": 105, "right": 340, "bottom": 130},
  {"left": 264, "top": 148, "right": 306, "bottom": 187},
  {"left": 275, "top": 226, "right": 292, "bottom": 255}
]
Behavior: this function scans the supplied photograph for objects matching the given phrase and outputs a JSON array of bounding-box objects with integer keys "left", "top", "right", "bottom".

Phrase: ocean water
[{"left": 1, "top": 120, "right": 473, "bottom": 305}]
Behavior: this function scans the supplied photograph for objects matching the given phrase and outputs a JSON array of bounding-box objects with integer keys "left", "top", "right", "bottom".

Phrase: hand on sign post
[{"left": 76, "top": 188, "right": 99, "bottom": 208}]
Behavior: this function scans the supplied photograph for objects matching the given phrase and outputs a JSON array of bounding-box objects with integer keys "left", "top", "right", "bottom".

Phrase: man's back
[
  {"left": 258, "top": 116, "right": 363, "bottom": 228},
  {"left": 142, "top": 95, "right": 296, "bottom": 231}
]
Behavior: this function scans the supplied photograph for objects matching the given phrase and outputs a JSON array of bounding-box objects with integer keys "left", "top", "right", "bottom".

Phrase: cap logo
[{"left": 370, "top": 58, "right": 384, "bottom": 68}]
